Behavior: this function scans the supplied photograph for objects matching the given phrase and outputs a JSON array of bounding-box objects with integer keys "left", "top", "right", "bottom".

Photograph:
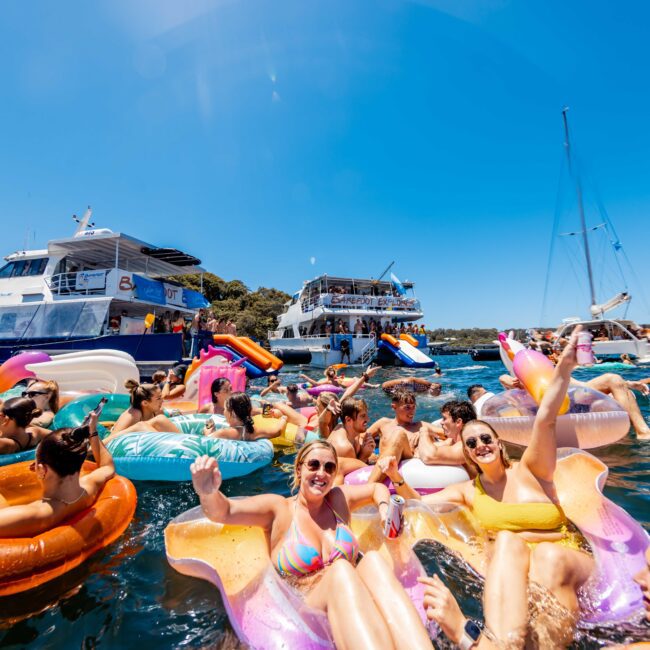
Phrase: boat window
[
  {"left": 0, "top": 258, "right": 48, "bottom": 278},
  {"left": 0, "top": 305, "right": 40, "bottom": 338},
  {"left": 20, "top": 300, "right": 110, "bottom": 339}
]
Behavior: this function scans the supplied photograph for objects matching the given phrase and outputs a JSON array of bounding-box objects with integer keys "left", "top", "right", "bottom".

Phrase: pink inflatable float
[
  {"left": 0, "top": 351, "right": 51, "bottom": 393},
  {"left": 197, "top": 363, "right": 247, "bottom": 409}
]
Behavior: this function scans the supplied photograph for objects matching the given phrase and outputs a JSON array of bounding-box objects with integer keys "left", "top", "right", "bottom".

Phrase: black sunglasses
[
  {"left": 304, "top": 459, "right": 337, "bottom": 474},
  {"left": 465, "top": 434, "right": 495, "bottom": 449},
  {"left": 22, "top": 390, "right": 49, "bottom": 398}
]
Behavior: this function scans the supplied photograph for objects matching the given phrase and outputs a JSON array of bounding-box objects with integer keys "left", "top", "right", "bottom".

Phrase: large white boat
[
  {"left": 544, "top": 109, "right": 650, "bottom": 364},
  {"left": 0, "top": 208, "right": 209, "bottom": 367},
  {"left": 269, "top": 274, "right": 437, "bottom": 368}
]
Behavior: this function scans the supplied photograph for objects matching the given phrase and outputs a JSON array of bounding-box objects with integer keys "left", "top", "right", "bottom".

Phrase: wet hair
[
  {"left": 170, "top": 364, "right": 187, "bottom": 382},
  {"left": 0, "top": 397, "right": 42, "bottom": 428},
  {"left": 27, "top": 379, "right": 60, "bottom": 413},
  {"left": 287, "top": 383, "right": 299, "bottom": 393},
  {"left": 316, "top": 391, "right": 338, "bottom": 413},
  {"left": 124, "top": 379, "right": 160, "bottom": 410},
  {"left": 37, "top": 425, "right": 91, "bottom": 477},
  {"left": 467, "top": 384, "right": 485, "bottom": 401},
  {"left": 225, "top": 392, "right": 255, "bottom": 435},
  {"left": 325, "top": 367, "right": 336, "bottom": 379},
  {"left": 440, "top": 400, "right": 476, "bottom": 424},
  {"left": 151, "top": 370, "right": 166, "bottom": 384},
  {"left": 341, "top": 397, "right": 367, "bottom": 423},
  {"left": 391, "top": 389, "right": 416, "bottom": 406},
  {"left": 210, "top": 377, "right": 232, "bottom": 402},
  {"left": 267, "top": 375, "right": 279, "bottom": 385},
  {"left": 461, "top": 420, "right": 511, "bottom": 475},
  {"left": 291, "top": 439, "right": 338, "bottom": 491}
]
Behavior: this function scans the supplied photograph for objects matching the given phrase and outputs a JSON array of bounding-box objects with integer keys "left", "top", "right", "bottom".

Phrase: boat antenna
[
  {"left": 72, "top": 206, "right": 94, "bottom": 234},
  {"left": 562, "top": 107, "right": 598, "bottom": 313},
  {"left": 376, "top": 261, "right": 395, "bottom": 282}
]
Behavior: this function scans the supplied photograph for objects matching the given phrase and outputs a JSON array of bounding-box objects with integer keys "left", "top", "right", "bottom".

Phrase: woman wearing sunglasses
[
  {"left": 198, "top": 377, "right": 232, "bottom": 416},
  {"left": 0, "top": 397, "right": 47, "bottom": 455},
  {"left": 380, "top": 326, "right": 595, "bottom": 647},
  {"left": 0, "top": 411, "right": 115, "bottom": 536},
  {"left": 191, "top": 440, "right": 433, "bottom": 650},
  {"left": 22, "top": 379, "right": 60, "bottom": 428}
]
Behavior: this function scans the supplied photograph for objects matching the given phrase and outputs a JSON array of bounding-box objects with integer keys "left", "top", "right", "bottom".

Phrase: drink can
[
  {"left": 576, "top": 330, "right": 594, "bottom": 366},
  {"left": 383, "top": 494, "right": 405, "bottom": 539}
]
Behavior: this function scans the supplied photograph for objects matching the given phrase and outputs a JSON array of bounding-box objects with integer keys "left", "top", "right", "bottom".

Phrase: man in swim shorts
[
  {"left": 467, "top": 384, "right": 496, "bottom": 417},
  {"left": 329, "top": 397, "right": 376, "bottom": 465},
  {"left": 366, "top": 392, "right": 471, "bottom": 483}
]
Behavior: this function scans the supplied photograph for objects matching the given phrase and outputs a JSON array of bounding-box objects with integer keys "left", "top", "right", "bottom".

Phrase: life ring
[
  {"left": 306, "top": 384, "right": 343, "bottom": 396},
  {"left": 345, "top": 459, "right": 469, "bottom": 494},
  {"left": 481, "top": 387, "right": 630, "bottom": 449},
  {"left": 0, "top": 461, "right": 136, "bottom": 597}
]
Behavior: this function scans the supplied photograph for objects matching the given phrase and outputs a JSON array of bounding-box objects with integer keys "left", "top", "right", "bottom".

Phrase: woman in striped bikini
[{"left": 191, "top": 439, "right": 432, "bottom": 650}]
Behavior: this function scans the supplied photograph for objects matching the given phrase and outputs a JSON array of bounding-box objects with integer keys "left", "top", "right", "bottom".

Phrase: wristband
[
  {"left": 378, "top": 501, "right": 389, "bottom": 508},
  {"left": 362, "top": 373, "right": 369, "bottom": 381},
  {"left": 392, "top": 478, "right": 404, "bottom": 487},
  {"left": 89, "top": 432, "right": 99, "bottom": 439}
]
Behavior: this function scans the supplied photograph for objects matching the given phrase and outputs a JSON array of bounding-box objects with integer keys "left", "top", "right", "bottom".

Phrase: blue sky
[{"left": 1, "top": 0, "right": 649, "bottom": 328}]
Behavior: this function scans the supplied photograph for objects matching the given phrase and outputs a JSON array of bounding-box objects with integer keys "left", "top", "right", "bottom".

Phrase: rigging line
[{"left": 541, "top": 152, "right": 567, "bottom": 325}]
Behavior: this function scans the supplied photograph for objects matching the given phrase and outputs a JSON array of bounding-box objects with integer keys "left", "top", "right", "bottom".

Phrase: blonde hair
[
  {"left": 291, "top": 440, "right": 338, "bottom": 491},
  {"left": 28, "top": 379, "right": 60, "bottom": 413},
  {"left": 461, "top": 420, "right": 512, "bottom": 475}
]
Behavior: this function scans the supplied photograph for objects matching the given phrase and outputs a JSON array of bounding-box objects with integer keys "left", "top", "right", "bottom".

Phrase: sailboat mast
[{"left": 562, "top": 107, "right": 597, "bottom": 312}]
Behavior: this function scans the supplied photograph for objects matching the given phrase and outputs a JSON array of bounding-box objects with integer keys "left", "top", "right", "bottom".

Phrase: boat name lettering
[
  {"left": 119, "top": 275, "right": 134, "bottom": 291},
  {"left": 323, "top": 294, "right": 419, "bottom": 310}
]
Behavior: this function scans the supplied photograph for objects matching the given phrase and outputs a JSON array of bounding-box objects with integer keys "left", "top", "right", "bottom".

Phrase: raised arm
[
  {"left": 340, "top": 365, "right": 381, "bottom": 400},
  {"left": 520, "top": 327, "right": 579, "bottom": 482},
  {"left": 84, "top": 413, "right": 115, "bottom": 490},
  {"left": 190, "top": 455, "right": 280, "bottom": 529},
  {"left": 340, "top": 481, "right": 391, "bottom": 523},
  {"left": 299, "top": 373, "right": 320, "bottom": 386}
]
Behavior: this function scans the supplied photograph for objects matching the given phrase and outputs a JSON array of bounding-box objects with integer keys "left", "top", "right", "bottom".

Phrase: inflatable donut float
[{"left": 0, "top": 461, "right": 136, "bottom": 596}]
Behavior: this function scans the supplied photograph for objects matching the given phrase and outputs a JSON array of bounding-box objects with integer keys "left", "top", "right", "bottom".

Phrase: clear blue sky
[{"left": 1, "top": 1, "right": 649, "bottom": 328}]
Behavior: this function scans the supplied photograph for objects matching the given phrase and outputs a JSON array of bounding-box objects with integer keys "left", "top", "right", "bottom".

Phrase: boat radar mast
[{"left": 561, "top": 107, "right": 631, "bottom": 320}]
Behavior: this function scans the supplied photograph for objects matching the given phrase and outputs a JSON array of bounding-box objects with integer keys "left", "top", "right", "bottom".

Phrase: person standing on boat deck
[
  {"left": 339, "top": 337, "right": 351, "bottom": 364},
  {"left": 354, "top": 318, "right": 363, "bottom": 337}
]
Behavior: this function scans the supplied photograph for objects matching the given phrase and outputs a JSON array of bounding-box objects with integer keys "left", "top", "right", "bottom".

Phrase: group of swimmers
[
  {"left": 188, "top": 327, "right": 650, "bottom": 648},
  {"left": 1, "top": 325, "right": 650, "bottom": 647}
]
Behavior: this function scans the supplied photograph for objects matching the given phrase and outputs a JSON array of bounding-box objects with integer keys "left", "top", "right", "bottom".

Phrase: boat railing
[
  {"left": 300, "top": 293, "right": 421, "bottom": 313},
  {"left": 46, "top": 270, "right": 109, "bottom": 296},
  {"left": 359, "top": 337, "right": 377, "bottom": 367}
]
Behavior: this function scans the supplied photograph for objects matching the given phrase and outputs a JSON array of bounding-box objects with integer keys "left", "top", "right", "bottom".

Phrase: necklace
[{"left": 43, "top": 488, "right": 86, "bottom": 506}]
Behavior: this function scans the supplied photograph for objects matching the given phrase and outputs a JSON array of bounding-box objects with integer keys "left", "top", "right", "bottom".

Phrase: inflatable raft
[{"left": 0, "top": 461, "right": 136, "bottom": 596}]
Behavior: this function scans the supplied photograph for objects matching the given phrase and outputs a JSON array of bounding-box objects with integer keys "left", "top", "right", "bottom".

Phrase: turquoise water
[{"left": 1, "top": 355, "right": 649, "bottom": 648}]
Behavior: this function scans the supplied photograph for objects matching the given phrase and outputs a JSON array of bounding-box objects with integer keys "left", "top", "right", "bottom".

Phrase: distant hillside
[
  {"left": 426, "top": 328, "right": 500, "bottom": 347},
  {"left": 172, "top": 272, "right": 290, "bottom": 341}
]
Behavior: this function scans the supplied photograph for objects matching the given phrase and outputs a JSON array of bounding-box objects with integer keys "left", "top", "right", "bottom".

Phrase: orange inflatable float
[{"left": 0, "top": 461, "right": 136, "bottom": 596}]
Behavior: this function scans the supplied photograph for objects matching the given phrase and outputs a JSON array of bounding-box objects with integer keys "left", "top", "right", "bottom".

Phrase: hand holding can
[{"left": 383, "top": 494, "right": 405, "bottom": 539}]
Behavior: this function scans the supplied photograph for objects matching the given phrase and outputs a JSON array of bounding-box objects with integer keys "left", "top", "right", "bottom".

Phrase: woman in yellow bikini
[{"left": 380, "top": 326, "right": 595, "bottom": 647}]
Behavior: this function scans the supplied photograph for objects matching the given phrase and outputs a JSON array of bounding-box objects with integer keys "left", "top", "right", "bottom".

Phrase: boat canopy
[
  {"left": 303, "top": 274, "right": 415, "bottom": 296},
  {"left": 48, "top": 231, "right": 205, "bottom": 278}
]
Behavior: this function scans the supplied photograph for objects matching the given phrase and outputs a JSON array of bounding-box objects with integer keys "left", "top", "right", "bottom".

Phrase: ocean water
[{"left": 1, "top": 355, "right": 649, "bottom": 648}]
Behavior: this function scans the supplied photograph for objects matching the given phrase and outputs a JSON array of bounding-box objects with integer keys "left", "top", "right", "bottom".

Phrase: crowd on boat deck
[{"left": 306, "top": 319, "right": 427, "bottom": 337}]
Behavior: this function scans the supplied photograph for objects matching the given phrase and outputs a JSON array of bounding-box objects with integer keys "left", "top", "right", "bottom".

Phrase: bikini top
[
  {"left": 472, "top": 476, "right": 568, "bottom": 533},
  {"left": 276, "top": 498, "right": 360, "bottom": 577},
  {"left": 13, "top": 430, "right": 35, "bottom": 452}
]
